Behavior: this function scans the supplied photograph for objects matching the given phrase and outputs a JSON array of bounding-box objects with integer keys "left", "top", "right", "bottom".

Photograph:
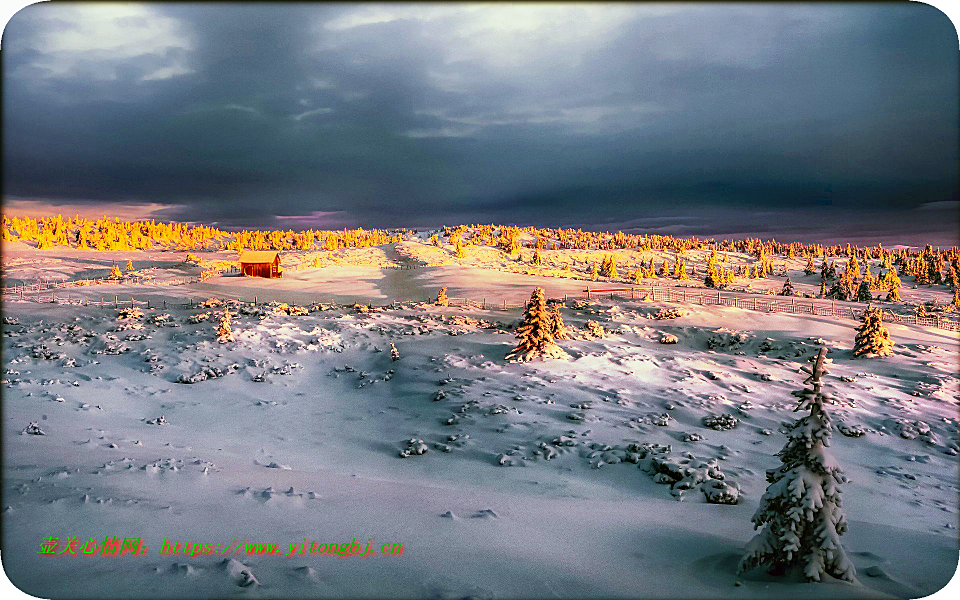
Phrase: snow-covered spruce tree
[
  {"left": 435, "top": 287, "right": 449, "bottom": 307},
  {"left": 505, "top": 288, "right": 569, "bottom": 362},
  {"left": 855, "top": 279, "right": 873, "bottom": 303},
  {"left": 853, "top": 306, "right": 892, "bottom": 358},
  {"left": 739, "top": 347, "right": 856, "bottom": 582},
  {"left": 532, "top": 248, "right": 542, "bottom": 266},
  {"left": 390, "top": 343, "right": 400, "bottom": 361},
  {"left": 108, "top": 265, "right": 122, "bottom": 279},
  {"left": 216, "top": 307, "right": 234, "bottom": 343},
  {"left": 549, "top": 303, "right": 567, "bottom": 340},
  {"left": 779, "top": 277, "right": 794, "bottom": 296},
  {"left": 125, "top": 260, "right": 134, "bottom": 272}
]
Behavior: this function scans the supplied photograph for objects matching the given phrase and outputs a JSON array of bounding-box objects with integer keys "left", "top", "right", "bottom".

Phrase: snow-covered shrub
[
  {"left": 659, "top": 333, "right": 679, "bottom": 344},
  {"left": 836, "top": 421, "right": 866, "bottom": 438},
  {"left": 177, "top": 364, "right": 239, "bottom": 384},
  {"left": 702, "top": 480, "right": 741, "bottom": 504},
  {"left": 706, "top": 328, "right": 750, "bottom": 351},
  {"left": 584, "top": 320, "right": 606, "bottom": 338},
  {"left": 702, "top": 414, "right": 739, "bottom": 431},
  {"left": 399, "top": 438, "right": 428, "bottom": 458},
  {"left": 216, "top": 308, "right": 234, "bottom": 343},
  {"left": 739, "top": 347, "right": 856, "bottom": 582},
  {"left": 887, "top": 419, "right": 939, "bottom": 445},
  {"left": 651, "top": 308, "right": 685, "bottom": 320},
  {"left": 435, "top": 287, "right": 449, "bottom": 306},
  {"left": 201, "top": 298, "right": 222, "bottom": 308},
  {"left": 390, "top": 343, "right": 400, "bottom": 361},
  {"left": 146, "top": 415, "right": 167, "bottom": 425},
  {"left": 117, "top": 307, "right": 143, "bottom": 320},
  {"left": 151, "top": 313, "right": 172, "bottom": 326},
  {"left": 22, "top": 421, "right": 45, "bottom": 435},
  {"left": 189, "top": 312, "right": 212, "bottom": 324}
]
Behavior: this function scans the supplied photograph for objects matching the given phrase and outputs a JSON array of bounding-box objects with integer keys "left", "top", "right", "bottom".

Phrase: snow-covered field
[{"left": 2, "top": 246, "right": 959, "bottom": 599}]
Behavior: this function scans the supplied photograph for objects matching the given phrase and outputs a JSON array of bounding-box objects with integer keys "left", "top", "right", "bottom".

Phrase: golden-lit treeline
[
  {"left": 0, "top": 214, "right": 409, "bottom": 253},
  {"left": 439, "top": 223, "right": 958, "bottom": 264},
  {"left": 1, "top": 214, "right": 227, "bottom": 250},
  {"left": 232, "top": 228, "right": 405, "bottom": 251}
]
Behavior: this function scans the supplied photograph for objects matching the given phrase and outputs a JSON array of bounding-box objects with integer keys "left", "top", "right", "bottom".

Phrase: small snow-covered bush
[
  {"left": 23, "top": 421, "right": 46, "bottom": 435},
  {"left": 702, "top": 414, "right": 739, "bottom": 431},
  {"left": 585, "top": 320, "right": 606, "bottom": 338},
  {"left": 399, "top": 438, "right": 428, "bottom": 458},
  {"left": 651, "top": 308, "right": 685, "bottom": 320},
  {"left": 151, "top": 313, "right": 172, "bottom": 326},
  {"left": 659, "top": 333, "right": 679, "bottom": 344},
  {"left": 706, "top": 328, "right": 750, "bottom": 351},
  {"left": 887, "top": 419, "right": 939, "bottom": 445},
  {"left": 189, "top": 312, "right": 212, "bottom": 323},
  {"left": 702, "top": 480, "right": 740, "bottom": 504},
  {"left": 837, "top": 421, "right": 866, "bottom": 437},
  {"left": 117, "top": 307, "right": 143, "bottom": 320}
]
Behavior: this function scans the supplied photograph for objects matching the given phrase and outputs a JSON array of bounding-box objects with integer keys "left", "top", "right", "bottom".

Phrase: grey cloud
[{"left": 2, "top": 3, "right": 957, "bottom": 244}]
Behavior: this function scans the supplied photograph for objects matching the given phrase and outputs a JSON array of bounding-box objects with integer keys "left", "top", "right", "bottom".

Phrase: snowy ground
[{"left": 2, "top": 245, "right": 959, "bottom": 599}]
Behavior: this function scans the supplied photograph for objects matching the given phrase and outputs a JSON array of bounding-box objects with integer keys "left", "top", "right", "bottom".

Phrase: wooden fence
[
  {"left": 3, "top": 280, "right": 958, "bottom": 333},
  {"left": 569, "top": 286, "right": 960, "bottom": 332}
]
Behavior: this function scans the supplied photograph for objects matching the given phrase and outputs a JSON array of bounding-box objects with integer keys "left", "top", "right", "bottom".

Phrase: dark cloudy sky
[{"left": 3, "top": 2, "right": 958, "bottom": 245}]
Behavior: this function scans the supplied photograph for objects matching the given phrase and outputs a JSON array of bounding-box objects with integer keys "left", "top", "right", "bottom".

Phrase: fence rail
[
  {"left": 571, "top": 286, "right": 960, "bottom": 332},
  {"left": 2, "top": 280, "right": 957, "bottom": 332}
]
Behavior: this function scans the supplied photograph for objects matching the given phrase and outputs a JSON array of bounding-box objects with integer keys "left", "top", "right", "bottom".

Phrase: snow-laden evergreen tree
[
  {"left": 108, "top": 265, "right": 122, "bottom": 279},
  {"left": 853, "top": 306, "right": 892, "bottom": 358},
  {"left": 505, "top": 288, "right": 569, "bottom": 362},
  {"left": 739, "top": 347, "right": 856, "bottom": 583},
  {"left": 549, "top": 303, "right": 567, "bottom": 340},
  {"left": 435, "top": 287, "right": 449, "bottom": 307},
  {"left": 600, "top": 254, "right": 618, "bottom": 278},
  {"left": 855, "top": 279, "right": 873, "bottom": 303},
  {"left": 819, "top": 279, "right": 827, "bottom": 298},
  {"left": 125, "top": 260, "right": 134, "bottom": 272},
  {"left": 532, "top": 248, "right": 542, "bottom": 266},
  {"left": 804, "top": 257, "right": 816, "bottom": 275},
  {"left": 390, "top": 343, "right": 400, "bottom": 361},
  {"left": 886, "top": 284, "right": 901, "bottom": 302},
  {"left": 779, "top": 277, "right": 794, "bottom": 296},
  {"left": 216, "top": 307, "right": 234, "bottom": 343}
]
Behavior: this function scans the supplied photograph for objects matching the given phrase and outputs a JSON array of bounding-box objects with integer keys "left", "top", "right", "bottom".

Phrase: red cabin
[{"left": 238, "top": 251, "right": 282, "bottom": 278}]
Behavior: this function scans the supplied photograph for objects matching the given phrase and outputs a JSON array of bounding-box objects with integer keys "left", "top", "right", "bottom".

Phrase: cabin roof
[{"left": 238, "top": 250, "right": 279, "bottom": 263}]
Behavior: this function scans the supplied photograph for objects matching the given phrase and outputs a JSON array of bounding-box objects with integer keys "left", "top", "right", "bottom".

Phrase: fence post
[
  {"left": 753, "top": 298, "right": 757, "bottom": 311},
  {"left": 586, "top": 287, "right": 591, "bottom": 300},
  {"left": 115, "top": 296, "right": 118, "bottom": 307},
  {"left": 717, "top": 291, "right": 721, "bottom": 304},
  {"left": 791, "top": 298, "right": 796, "bottom": 312}
]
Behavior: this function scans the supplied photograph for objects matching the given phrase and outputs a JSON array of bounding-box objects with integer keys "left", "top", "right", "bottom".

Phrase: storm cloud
[{"left": 3, "top": 3, "right": 958, "bottom": 245}]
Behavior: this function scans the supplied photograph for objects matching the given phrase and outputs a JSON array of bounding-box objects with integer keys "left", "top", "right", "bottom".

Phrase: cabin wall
[{"left": 240, "top": 262, "right": 279, "bottom": 278}]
